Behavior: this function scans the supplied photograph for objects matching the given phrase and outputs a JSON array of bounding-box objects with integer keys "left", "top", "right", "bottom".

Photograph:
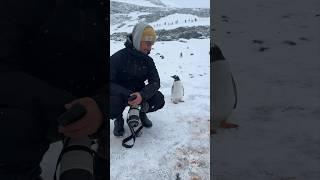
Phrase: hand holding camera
[{"left": 128, "top": 92, "right": 142, "bottom": 106}]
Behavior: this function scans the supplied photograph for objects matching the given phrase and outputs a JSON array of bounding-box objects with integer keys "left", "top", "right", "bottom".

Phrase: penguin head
[
  {"left": 210, "top": 44, "right": 226, "bottom": 62},
  {"left": 171, "top": 75, "right": 180, "bottom": 81}
]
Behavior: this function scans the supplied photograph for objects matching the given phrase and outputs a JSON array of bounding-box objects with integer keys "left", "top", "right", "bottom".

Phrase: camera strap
[{"left": 122, "top": 123, "right": 143, "bottom": 148}]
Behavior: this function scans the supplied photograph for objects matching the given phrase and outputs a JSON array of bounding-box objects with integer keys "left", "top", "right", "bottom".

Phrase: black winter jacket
[
  {"left": 0, "top": 0, "right": 107, "bottom": 119},
  {"left": 110, "top": 35, "right": 160, "bottom": 101}
]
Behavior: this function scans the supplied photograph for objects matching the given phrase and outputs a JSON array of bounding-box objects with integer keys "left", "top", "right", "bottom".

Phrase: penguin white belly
[
  {"left": 212, "top": 60, "right": 236, "bottom": 123},
  {"left": 171, "top": 81, "right": 184, "bottom": 103}
]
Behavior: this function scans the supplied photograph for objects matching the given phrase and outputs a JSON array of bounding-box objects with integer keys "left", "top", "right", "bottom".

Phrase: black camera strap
[{"left": 122, "top": 124, "right": 143, "bottom": 148}]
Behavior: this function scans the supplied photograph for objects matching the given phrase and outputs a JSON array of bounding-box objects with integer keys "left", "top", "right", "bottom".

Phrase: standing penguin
[
  {"left": 211, "top": 44, "right": 239, "bottom": 132},
  {"left": 171, "top": 75, "right": 184, "bottom": 104}
]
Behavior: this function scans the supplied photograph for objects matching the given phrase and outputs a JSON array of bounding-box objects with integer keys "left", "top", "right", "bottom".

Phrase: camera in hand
[
  {"left": 127, "top": 106, "right": 140, "bottom": 128},
  {"left": 57, "top": 103, "right": 87, "bottom": 126}
]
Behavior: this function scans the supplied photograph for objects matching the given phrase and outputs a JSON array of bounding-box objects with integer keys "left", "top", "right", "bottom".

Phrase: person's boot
[
  {"left": 139, "top": 112, "right": 152, "bottom": 128},
  {"left": 113, "top": 116, "right": 124, "bottom": 136}
]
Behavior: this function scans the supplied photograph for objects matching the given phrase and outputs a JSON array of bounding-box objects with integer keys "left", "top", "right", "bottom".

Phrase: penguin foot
[{"left": 219, "top": 121, "right": 239, "bottom": 129}]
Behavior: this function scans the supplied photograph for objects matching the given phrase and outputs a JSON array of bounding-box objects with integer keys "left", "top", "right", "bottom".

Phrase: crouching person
[{"left": 110, "top": 22, "right": 165, "bottom": 136}]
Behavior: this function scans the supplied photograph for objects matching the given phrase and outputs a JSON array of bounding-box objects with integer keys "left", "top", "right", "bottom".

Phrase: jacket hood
[{"left": 131, "top": 22, "right": 152, "bottom": 51}]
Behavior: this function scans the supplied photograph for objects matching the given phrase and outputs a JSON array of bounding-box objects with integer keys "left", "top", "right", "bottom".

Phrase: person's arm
[
  {"left": 139, "top": 59, "right": 160, "bottom": 100},
  {"left": 110, "top": 51, "right": 132, "bottom": 99}
]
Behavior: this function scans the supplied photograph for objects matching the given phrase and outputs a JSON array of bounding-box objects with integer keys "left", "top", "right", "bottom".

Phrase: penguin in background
[
  {"left": 211, "top": 44, "right": 239, "bottom": 133},
  {"left": 171, "top": 75, "right": 184, "bottom": 104}
]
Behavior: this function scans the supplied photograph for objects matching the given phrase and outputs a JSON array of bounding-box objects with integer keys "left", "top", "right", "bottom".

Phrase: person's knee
[
  {"left": 147, "top": 91, "right": 165, "bottom": 112},
  {"left": 110, "top": 96, "right": 126, "bottom": 119},
  {"left": 156, "top": 91, "right": 165, "bottom": 109}
]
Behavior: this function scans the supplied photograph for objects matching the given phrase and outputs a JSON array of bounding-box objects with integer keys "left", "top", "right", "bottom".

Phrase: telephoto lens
[
  {"left": 59, "top": 137, "right": 95, "bottom": 180},
  {"left": 127, "top": 105, "right": 140, "bottom": 128}
]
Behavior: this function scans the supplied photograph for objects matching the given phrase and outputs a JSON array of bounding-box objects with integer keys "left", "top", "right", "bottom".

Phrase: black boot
[
  {"left": 139, "top": 112, "right": 152, "bottom": 128},
  {"left": 113, "top": 117, "right": 124, "bottom": 137}
]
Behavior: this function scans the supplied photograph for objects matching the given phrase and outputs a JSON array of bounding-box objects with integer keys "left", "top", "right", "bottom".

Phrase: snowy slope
[
  {"left": 212, "top": 0, "right": 320, "bottom": 179},
  {"left": 111, "top": 11, "right": 150, "bottom": 34},
  {"left": 110, "top": 38, "right": 210, "bottom": 180},
  {"left": 110, "top": 0, "right": 163, "bottom": 7},
  {"left": 111, "top": 0, "right": 210, "bottom": 8},
  {"left": 111, "top": 12, "right": 209, "bottom": 34},
  {"left": 160, "top": 0, "right": 209, "bottom": 8},
  {"left": 150, "top": 13, "right": 209, "bottom": 30}
]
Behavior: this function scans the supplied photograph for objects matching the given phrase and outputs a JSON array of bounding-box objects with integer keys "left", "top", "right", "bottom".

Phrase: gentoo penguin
[
  {"left": 171, "top": 75, "right": 184, "bottom": 104},
  {"left": 211, "top": 44, "right": 239, "bottom": 132}
]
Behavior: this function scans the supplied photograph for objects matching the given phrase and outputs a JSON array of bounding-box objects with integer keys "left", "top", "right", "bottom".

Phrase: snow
[
  {"left": 111, "top": 0, "right": 210, "bottom": 8},
  {"left": 110, "top": 38, "right": 210, "bottom": 180},
  {"left": 212, "top": 0, "right": 320, "bottom": 179},
  {"left": 160, "top": 0, "right": 209, "bottom": 8},
  {"left": 111, "top": 13, "right": 209, "bottom": 34},
  {"left": 40, "top": 142, "right": 63, "bottom": 180},
  {"left": 150, "top": 13, "right": 210, "bottom": 30},
  {"left": 110, "top": 0, "right": 163, "bottom": 7}
]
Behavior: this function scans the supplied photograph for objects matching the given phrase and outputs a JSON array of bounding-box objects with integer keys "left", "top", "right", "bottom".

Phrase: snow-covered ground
[
  {"left": 212, "top": 0, "right": 320, "bottom": 179},
  {"left": 110, "top": 38, "right": 210, "bottom": 180}
]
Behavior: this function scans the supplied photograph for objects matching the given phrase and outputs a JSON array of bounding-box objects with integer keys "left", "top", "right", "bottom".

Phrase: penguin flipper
[
  {"left": 171, "top": 85, "right": 173, "bottom": 95},
  {"left": 182, "top": 86, "right": 184, "bottom": 97}
]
